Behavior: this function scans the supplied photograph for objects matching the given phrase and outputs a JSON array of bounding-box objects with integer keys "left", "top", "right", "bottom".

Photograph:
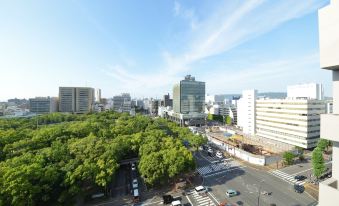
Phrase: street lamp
[{"left": 257, "top": 179, "right": 264, "bottom": 206}]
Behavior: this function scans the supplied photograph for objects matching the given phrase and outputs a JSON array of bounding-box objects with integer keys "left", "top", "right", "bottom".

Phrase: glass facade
[{"left": 173, "top": 76, "right": 205, "bottom": 114}]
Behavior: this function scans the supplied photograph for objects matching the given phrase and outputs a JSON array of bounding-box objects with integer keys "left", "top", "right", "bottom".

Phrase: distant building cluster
[{"left": 0, "top": 75, "right": 333, "bottom": 153}]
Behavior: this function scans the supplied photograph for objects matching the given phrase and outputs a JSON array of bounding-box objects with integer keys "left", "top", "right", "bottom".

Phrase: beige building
[
  {"left": 256, "top": 99, "right": 325, "bottom": 149},
  {"left": 59, "top": 87, "right": 94, "bottom": 113},
  {"left": 318, "top": 0, "right": 339, "bottom": 205}
]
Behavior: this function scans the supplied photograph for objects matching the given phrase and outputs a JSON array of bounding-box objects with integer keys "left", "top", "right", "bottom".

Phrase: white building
[
  {"left": 318, "top": 0, "right": 339, "bottom": 204},
  {"left": 237, "top": 90, "right": 257, "bottom": 135},
  {"left": 256, "top": 99, "right": 325, "bottom": 149},
  {"left": 95, "top": 88, "right": 102, "bottom": 103},
  {"left": 287, "top": 83, "right": 324, "bottom": 100}
]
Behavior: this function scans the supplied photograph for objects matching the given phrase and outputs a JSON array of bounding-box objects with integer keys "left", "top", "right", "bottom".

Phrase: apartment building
[
  {"left": 318, "top": 0, "right": 339, "bottom": 204},
  {"left": 59, "top": 87, "right": 94, "bottom": 113},
  {"left": 256, "top": 99, "right": 325, "bottom": 149}
]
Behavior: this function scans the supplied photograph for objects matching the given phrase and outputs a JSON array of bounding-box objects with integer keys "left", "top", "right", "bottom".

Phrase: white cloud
[{"left": 103, "top": 0, "right": 327, "bottom": 97}]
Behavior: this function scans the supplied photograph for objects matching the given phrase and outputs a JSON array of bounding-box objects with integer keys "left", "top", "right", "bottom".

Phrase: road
[{"left": 195, "top": 149, "right": 318, "bottom": 206}]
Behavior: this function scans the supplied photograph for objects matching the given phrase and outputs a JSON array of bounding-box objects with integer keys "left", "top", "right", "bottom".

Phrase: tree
[
  {"left": 317, "top": 139, "right": 330, "bottom": 152},
  {"left": 283, "top": 152, "right": 295, "bottom": 165},
  {"left": 312, "top": 148, "right": 326, "bottom": 179},
  {"left": 225, "top": 115, "right": 232, "bottom": 125}
]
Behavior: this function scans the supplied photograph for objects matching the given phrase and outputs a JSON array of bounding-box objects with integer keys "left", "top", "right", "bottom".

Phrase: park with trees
[{"left": 0, "top": 112, "right": 206, "bottom": 206}]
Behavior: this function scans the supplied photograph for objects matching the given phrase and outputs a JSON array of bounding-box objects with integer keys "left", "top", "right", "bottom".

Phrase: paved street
[{"left": 196, "top": 150, "right": 318, "bottom": 206}]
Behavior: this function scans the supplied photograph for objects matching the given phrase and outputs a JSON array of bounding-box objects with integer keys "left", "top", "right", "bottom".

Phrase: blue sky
[{"left": 0, "top": 0, "right": 332, "bottom": 101}]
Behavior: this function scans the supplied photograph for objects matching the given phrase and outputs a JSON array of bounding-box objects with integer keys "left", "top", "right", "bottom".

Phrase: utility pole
[{"left": 257, "top": 179, "right": 264, "bottom": 206}]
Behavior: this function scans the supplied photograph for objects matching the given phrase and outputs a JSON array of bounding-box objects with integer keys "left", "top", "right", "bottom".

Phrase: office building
[
  {"left": 170, "top": 75, "right": 206, "bottom": 126},
  {"left": 237, "top": 90, "right": 257, "bottom": 135},
  {"left": 59, "top": 87, "right": 94, "bottom": 113},
  {"left": 318, "top": 0, "right": 339, "bottom": 204},
  {"left": 150, "top": 99, "right": 159, "bottom": 115},
  {"left": 161, "top": 93, "right": 173, "bottom": 107},
  {"left": 256, "top": 99, "right": 325, "bottom": 149},
  {"left": 29, "top": 97, "right": 50, "bottom": 114},
  {"left": 287, "top": 83, "right": 324, "bottom": 100},
  {"left": 112, "top": 93, "right": 131, "bottom": 113}
]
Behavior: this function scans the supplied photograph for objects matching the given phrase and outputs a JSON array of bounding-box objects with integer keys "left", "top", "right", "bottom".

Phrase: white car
[
  {"left": 131, "top": 163, "right": 136, "bottom": 171},
  {"left": 207, "top": 148, "right": 213, "bottom": 153},
  {"left": 216, "top": 151, "right": 223, "bottom": 158},
  {"left": 132, "top": 179, "right": 138, "bottom": 189},
  {"left": 195, "top": 185, "right": 208, "bottom": 195},
  {"left": 171, "top": 200, "right": 182, "bottom": 206}
]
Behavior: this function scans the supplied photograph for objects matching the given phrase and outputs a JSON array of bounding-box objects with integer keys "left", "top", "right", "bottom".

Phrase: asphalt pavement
[{"left": 196, "top": 150, "right": 318, "bottom": 206}]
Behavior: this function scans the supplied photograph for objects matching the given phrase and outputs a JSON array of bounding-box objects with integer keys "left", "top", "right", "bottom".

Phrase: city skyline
[{"left": 0, "top": 0, "right": 332, "bottom": 101}]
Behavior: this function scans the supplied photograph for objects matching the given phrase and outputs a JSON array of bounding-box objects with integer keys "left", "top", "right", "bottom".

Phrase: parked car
[
  {"left": 133, "top": 189, "right": 140, "bottom": 203},
  {"left": 294, "top": 184, "right": 305, "bottom": 193},
  {"left": 132, "top": 179, "right": 138, "bottom": 189},
  {"left": 162, "top": 195, "right": 173, "bottom": 204},
  {"left": 294, "top": 175, "right": 306, "bottom": 181},
  {"left": 202, "top": 145, "right": 208, "bottom": 150},
  {"left": 171, "top": 200, "right": 182, "bottom": 206},
  {"left": 216, "top": 151, "right": 223, "bottom": 158},
  {"left": 208, "top": 148, "right": 213, "bottom": 153},
  {"left": 131, "top": 163, "right": 136, "bottom": 171},
  {"left": 226, "top": 189, "right": 238, "bottom": 197},
  {"left": 195, "top": 185, "right": 208, "bottom": 196}
]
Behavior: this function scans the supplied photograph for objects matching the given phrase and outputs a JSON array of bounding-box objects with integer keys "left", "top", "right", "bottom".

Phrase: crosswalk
[
  {"left": 203, "top": 155, "right": 221, "bottom": 163},
  {"left": 197, "top": 163, "right": 229, "bottom": 176},
  {"left": 188, "top": 189, "right": 216, "bottom": 206},
  {"left": 268, "top": 170, "right": 306, "bottom": 185},
  {"left": 197, "top": 160, "right": 241, "bottom": 177}
]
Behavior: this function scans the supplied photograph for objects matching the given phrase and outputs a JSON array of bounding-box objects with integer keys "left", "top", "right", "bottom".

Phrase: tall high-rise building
[
  {"left": 169, "top": 75, "right": 206, "bottom": 126},
  {"left": 237, "top": 90, "right": 257, "bottom": 135},
  {"left": 59, "top": 87, "right": 94, "bottom": 113},
  {"left": 95, "top": 88, "right": 102, "bottom": 103},
  {"left": 287, "top": 83, "right": 324, "bottom": 100},
  {"left": 173, "top": 75, "right": 205, "bottom": 114},
  {"left": 318, "top": 0, "right": 339, "bottom": 204}
]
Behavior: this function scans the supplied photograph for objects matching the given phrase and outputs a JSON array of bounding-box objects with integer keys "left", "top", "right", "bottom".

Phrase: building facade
[
  {"left": 256, "top": 99, "right": 325, "bottom": 149},
  {"left": 318, "top": 0, "right": 339, "bottom": 204},
  {"left": 29, "top": 97, "right": 56, "bottom": 114},
  {"left": 59, "top": 87, "right": 94, "bottom": 113},
  {"left": 287, "top": 83, "right": 324, "bottom": 100},
  {"left": 171, "top": 75, "right": 206, "bottom": 126},
  {"left": 112, "top": 93, "right": 131, "bottom": 113},
  {"left": 173, "top": 75, "right": 205, "bottom": 114},
  {"left": 95, "top": 88, "right": 102, "bottom": 103},
  {"left": 237, "top": 90, "right": 257, "bottom": 135}
]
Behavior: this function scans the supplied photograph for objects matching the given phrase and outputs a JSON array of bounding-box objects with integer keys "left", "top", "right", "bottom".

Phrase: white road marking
[
  {"left": 268, "top": 170, "right": 305, "bottom": 185},
  {"left": 290, "top": 161, "right": 332, "bottom": 176}
]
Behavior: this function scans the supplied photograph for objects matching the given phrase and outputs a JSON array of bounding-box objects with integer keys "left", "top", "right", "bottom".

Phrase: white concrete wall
[
  {"left": 318, "top": 0, "right": 339, "bottom": 69},
  {"left": 208, "top": 135, "right": 265, "bottom": 166}
]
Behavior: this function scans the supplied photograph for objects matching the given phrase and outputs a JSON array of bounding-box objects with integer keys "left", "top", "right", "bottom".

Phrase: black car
[
  {"left": 294, "top": 184, "right": 305, "bottom": 193},
  {"left": 162, "top": 195, "right": 173, "bottom": 204},
  {"left": 202, "top": 145, "right": 208, "bottom": 151},
  {"left": 294, "top": 175, "right": 306, "bottom": 181}
]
